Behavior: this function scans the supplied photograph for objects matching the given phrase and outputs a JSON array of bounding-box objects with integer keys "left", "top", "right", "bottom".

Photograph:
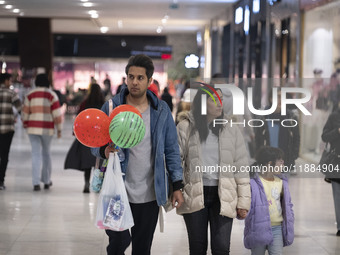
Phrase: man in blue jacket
[{"left": 92, "top": 54, "right": 184, "bottom": 255}]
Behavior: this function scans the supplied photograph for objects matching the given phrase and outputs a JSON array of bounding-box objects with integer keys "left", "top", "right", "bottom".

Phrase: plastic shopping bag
[{"left": 95, "top": 152, "right": 134, "bottom": 231}]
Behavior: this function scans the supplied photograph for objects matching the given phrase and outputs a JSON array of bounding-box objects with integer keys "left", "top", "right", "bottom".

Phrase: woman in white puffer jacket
[{"left": 176, "top": 86, "right": 251, "bottom": 255}]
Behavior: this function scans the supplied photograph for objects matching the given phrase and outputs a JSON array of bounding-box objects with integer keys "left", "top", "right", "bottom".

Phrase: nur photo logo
[{"left": 198, "top": 82, "right": 223, "bottom": 115}]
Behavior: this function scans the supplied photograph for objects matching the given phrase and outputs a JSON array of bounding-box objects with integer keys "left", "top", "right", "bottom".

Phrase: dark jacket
[
  {"left": 161, "top": 89, "right": 173, "bottom": 112},
  {"left": 321, "top": 109, "right": 340, "bottom": 182},
  {"left": 255, "top": 110, "right": 300, "bottom": 167},
  {"left": 92, "top": 88, "right": 183, "bottom": 206}
]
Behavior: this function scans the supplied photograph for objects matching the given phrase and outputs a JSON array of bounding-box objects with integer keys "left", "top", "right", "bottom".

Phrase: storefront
[{"left": 300, "top": 0, "right": 340, "bottom": 162}]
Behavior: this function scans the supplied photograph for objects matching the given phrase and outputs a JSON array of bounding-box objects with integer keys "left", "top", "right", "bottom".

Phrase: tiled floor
[{"left": 1, "top": 115, "right": 340, "bottom": 255}]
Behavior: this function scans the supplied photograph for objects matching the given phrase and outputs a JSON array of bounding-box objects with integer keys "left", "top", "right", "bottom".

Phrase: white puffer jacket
[{"left": 176, "top": 113, "right": 251, "bottom": 218}]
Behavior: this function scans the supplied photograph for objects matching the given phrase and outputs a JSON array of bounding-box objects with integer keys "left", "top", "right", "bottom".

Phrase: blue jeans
[
  {"left": 251, "top": 225, "right": 283, "bottom": 255},
  {"left": 28, "top": 134, "right": 53, "bottom": 186},
  {"left": 183, "top": 186, "right": 233, "bottom": 255}
]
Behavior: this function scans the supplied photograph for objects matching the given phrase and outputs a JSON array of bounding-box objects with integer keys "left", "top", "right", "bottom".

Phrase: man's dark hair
[
  {"left": 0, "top": 73, "right": 11, "bottom": 84},
  {"left": 255, "top": 146, "right": 284, "bottom": 166},
  {"left": 35, "top": 73, "right": 50, "bottom": 88},
  {"left": 125, "top": 54, "right": 154, "bottom": 80}
]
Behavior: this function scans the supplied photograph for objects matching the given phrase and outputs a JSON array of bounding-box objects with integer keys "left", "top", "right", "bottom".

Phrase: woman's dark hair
[
  {"left": 125, "top": 54, "right": 154, "bottom": 80},
  {"left": 192, "top": 85, "right": 223, "bottom": 142},
  {"left": 255, "top": 146, "right": 284, "bottom": 167},
  {"left": 35, "top": 73, "right": 50, "bottom": 88},
  {"left": 86, "top": 83, "right": 105, "bottom": 109}
]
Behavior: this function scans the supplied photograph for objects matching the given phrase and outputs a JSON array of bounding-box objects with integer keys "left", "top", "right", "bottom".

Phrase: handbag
[
  {"left": 319, "top": 143, "right": 340, "bottom": 180},
  {"left": 95, "top": 152, "right": 134, "bottom": 231}
]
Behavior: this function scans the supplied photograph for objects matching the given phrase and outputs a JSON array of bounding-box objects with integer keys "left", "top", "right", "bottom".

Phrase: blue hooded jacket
[
  {"left": 92, "top": 88, "right": 183, "bottom": 206},
  {"left": 244, "top": 174, "right": 294, "bottom": 249}
]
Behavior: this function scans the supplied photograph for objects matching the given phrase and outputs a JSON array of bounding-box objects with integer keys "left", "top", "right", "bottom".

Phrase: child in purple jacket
[{"left": 244, "top": 146, "right": 294, "bottom": 255}]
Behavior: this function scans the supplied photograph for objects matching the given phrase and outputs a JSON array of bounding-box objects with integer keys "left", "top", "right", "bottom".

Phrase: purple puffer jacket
[{"left": 244, "top": 175, "right": 294, "bottom": 249}]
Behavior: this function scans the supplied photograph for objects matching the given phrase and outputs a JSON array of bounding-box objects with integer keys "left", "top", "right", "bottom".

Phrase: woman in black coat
[
  {"left": 321, "top": 108, "right": 340, "bottom": 236},
  {"left": 64, "top": 83, "right": 105, "bottom": 193}
]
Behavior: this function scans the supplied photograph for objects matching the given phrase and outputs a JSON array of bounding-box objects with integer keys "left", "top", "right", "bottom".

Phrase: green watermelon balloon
[{"left": 109, "top": 111, "right": 145, "bottom": 148}]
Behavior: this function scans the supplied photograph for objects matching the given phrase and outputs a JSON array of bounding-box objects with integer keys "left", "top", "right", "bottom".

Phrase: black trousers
[
  {"left": 183, "top": 186, "right": 233, "bottom": 255},
  {"left": 0, "top": 131, "right": 14, "bottom": 183},
  {"left": 105, "top": 200, "right": 159, "bottom": 255}
]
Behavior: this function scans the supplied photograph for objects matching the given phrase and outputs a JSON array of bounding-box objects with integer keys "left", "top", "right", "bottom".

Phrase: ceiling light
[
  {"left": 100, "top": 26, "right": 109, "bottom": 33},
  {"left": 5, "top": 4, "right": 12, "bottom": 9},
  {"left": 156, "top": 26, "right": 162, "bottom": 33},
  {"left": 0, "top": 1, "right": 5, "bottom": 5},
  {"left": 19, "top": 12, "right": 24, "bottom": 16},
  {"left": 13, "top": 8, "right": 20, "bottom": 13},
  {"left": 83, "top": 2, "right": 93, "bottom": 7},
  {"left": 91, "top": 13, "right": 98, "bottom": 18},
  {"left": 118, "top": 20, "right": 123, "bottom": 29},
  {"left": 80, "top": 0, "right": 88, "bottom": 2},
  {"left": 88, "top": 10, "right": 97, "bottom": 15},
  {"left": 162, "top": 18, "right": 167, "bottom": 24}
]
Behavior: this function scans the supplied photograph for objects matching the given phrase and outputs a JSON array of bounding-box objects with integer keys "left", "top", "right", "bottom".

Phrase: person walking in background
[
  {"left": 22, "top": 73, "right": 62, "bottom": 191},
  {"left": 244, "top": 146, "right": 294, "bottom": 255},
  {"left": 103, "top": 73, "right": 113, "bottom": 100},
  {"left": 116, "top": 77, "right": 127, "bottom": 94},
  {"left": 92, "top": 54, "right": 184, "bottom": 255},
  {"left": 64, "top": 83, "right": 105, "bottom": 193},
  {"left": 148, "top": 79, "right": 160, "bottom": 98},
  {"left": 255, "top": 89, "right": 300, "bottom": 171},
  {"left": 321, "top": 104, "right": 340, "bottom": 236},
  {"left": 161, "top": 86, "right": 173, "bottom": 112},
  {"left": 0, "top": 73, "right": 22, "bottom": 190},
  {"left": 176, "top": 86, "right": 251, "bottom": 255},
  {"left": 175, "top": 88, "right": 196, "bottom": 125}
]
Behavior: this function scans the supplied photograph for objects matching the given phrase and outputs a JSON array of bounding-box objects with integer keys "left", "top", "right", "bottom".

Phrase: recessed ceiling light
[
  {"left": 83, "top": 2, "right": 93, "bottom": 7},
  {"left": 156, "top": 26, "right": 162, "bottom": 33},
  {"left": 118, "top": 20, "right": 123, "bottom": 29},
  {"left": 91, "top": 13, "right": 98, "bottom": 18},
  {"left": 0, "top": 1, "right": 5, "bottom": 5},
  {"left": 100, "top": 26, "right": 109, "bottom": 33},
  {"left": 88, "top": 10, "right": 97, "bottom": 15},
  {"left": 13, "top": 8, "right": 19, "bottom": 13},
  {"left": 80, "top": 0, "right": 88, "bottom": 2},
  {"left": 5, "top": 4, "right": 12, "bottom": 9}
]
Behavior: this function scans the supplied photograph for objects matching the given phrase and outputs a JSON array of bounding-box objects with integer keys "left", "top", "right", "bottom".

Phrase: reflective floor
[{"left": 1, "top": 115, "right": 339, "bottom": 255}]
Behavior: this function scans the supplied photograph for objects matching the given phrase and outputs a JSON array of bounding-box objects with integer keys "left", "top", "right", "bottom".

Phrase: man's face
[
  {"left": 127, "top": 66, "right": 152, "bottom": 98},
  {"left": 4, "top": 78, "right": 11, "bottom": 88}
]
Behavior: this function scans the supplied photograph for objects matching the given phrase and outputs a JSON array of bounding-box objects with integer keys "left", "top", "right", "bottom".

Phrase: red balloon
[
  {"left": 74, "top": 108, "right": 111, "bottom": 148},
  {"left": 109, "top": 104, "right": 142, "bottom": 121}
]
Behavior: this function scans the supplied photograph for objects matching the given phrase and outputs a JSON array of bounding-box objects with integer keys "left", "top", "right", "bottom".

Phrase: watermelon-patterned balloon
[{"left": 109, "top": 111, "right": 145, "bottom": 148}]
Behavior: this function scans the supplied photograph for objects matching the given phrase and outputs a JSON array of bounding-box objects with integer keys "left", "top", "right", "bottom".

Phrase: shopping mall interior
[{"left": 1, "top": 0, "right": 340, "bottom": 254}]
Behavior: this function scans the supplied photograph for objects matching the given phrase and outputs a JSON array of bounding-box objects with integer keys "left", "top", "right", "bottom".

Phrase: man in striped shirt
[
  {"left": 0, "top": 72, "right": 22, "bottom": 190},
  {"left": 22, "top": 73, "right": 62, "bottom": 191}
]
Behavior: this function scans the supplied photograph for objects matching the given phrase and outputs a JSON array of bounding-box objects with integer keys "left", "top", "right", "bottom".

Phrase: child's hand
[{"left": 237, "top": 208, "right": 248, "bottom": 219}]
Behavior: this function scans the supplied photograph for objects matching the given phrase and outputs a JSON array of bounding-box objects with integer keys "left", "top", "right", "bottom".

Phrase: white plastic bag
[{"left": 95, "top": 152, "right": 134, "bottom": 231}]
